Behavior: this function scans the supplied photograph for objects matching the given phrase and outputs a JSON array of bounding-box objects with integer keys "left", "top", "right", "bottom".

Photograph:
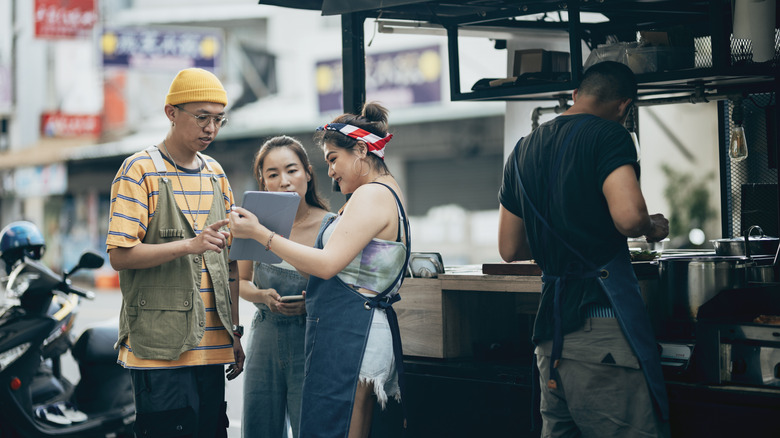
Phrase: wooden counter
[
  {"left": 439, "top": 273, "right": 543, "bottom": 293},
  {"left": 396, "top": 269, "right": 542, "bottom": 359}
]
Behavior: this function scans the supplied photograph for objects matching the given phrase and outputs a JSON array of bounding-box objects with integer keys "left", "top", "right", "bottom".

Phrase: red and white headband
[{"left": 317, "top": 123, "right": 393, "bottom": 159}]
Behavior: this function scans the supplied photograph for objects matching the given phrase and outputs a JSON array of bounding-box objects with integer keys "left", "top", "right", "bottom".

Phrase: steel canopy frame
[
  {"left": 257, "top": 1, "right": 434, "bottom": 114},
  {"left": 258, "top": 1, "right": 373, "bottom": 112},
  {"left": 341, "top": 13, "right": 367, "bottom": 114},
  {"left": 258, "top": 1, "right": 744, "bottom": 111}
]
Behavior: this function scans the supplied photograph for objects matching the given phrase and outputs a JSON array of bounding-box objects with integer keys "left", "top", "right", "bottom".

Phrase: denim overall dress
[
  {"left": 242, "top": 214, "right": 335, "bottom": 438},
  {"left": 299, "top": 183, "right": 410, "bottom": 438},
  {"left": 515, "top": 116, "right": 669, "bottom": 421}
]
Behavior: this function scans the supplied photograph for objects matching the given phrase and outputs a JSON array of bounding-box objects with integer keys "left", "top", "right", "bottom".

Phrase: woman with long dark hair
[{"left": 238, "top": 136, "right": 331, "bottom": 438}]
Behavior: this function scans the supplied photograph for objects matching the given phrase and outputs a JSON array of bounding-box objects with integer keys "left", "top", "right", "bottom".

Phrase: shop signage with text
[
  {"left": 41, "top": 112, "right": 101, "bottom": 137},
  {"left": 101, "top": 27, "right": 223, "bottom": 71},
  {"left": 34, "top": 0, "right": 97, "bottom": 39},
  {"left": 316, "top": 45, "right": 442, "bottom": 113}
]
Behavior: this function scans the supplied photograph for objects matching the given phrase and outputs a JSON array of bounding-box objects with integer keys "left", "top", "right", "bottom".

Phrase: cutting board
[{"left": 482, "top": 261, "right": 542, "bottom": 276}]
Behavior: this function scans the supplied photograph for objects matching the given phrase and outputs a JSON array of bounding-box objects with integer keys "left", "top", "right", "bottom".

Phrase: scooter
[{"left": 0, "top": 250, "right": 135, "bottom": 438}]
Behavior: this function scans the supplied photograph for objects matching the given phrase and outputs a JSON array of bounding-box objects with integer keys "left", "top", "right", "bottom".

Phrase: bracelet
[
  {"left": 233, "top": 331, "right": 242, "bottom": 339},
  {"left": 265, "top": 231, "right": 276, "bottom": 251}
]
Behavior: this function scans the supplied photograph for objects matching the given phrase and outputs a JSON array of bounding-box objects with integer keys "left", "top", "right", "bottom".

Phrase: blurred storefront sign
[
  {"left": 5, "top": 163, "right": 67, "bottom": 198},
  {"left": 41, "top": 112, "right": 101, "bottom": 137},
  {"left": 34, "top": 0, "right": 97, "bottom": 39},
  {"left": 101, "top": 27, "right": 224, "bottom": 71},
  {"left": 316, "top": 45, "right": 442, "bottom": 113}
]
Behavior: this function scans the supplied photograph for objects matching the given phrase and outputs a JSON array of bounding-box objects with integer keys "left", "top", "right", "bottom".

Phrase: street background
[
  {"left": 62, "top": 284, "right": 256, "bottom": 437},
  {"left": 0, "top": 0, "right": 725, "bottom": 278}
]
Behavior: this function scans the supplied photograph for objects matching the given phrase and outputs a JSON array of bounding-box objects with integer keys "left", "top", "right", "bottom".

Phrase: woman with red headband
[{"left": 230, "top": 102, "right": 410, "bottom": 438}]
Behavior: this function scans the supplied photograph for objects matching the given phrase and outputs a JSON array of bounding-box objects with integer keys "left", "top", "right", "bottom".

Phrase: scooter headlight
[{"left": 0, "top": 342, "right": 31, "bottom": 372}]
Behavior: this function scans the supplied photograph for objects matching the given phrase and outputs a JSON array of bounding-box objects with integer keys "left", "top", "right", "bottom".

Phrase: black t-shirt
[{"left": 498, "top": 114, "right": 639, "bottom": 342}]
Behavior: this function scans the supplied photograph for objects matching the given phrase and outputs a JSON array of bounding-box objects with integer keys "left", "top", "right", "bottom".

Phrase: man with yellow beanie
[{"left": 106, "top": 68, "right": 244, "bottom": 437}]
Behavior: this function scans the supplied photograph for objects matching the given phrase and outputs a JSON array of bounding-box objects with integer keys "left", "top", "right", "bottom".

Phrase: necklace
[
  {"left": 293, "top": 207, "right": 311, "bottom": 228},
  {"left": 163, "top": 140, "right": 203, "bottom": 231}
]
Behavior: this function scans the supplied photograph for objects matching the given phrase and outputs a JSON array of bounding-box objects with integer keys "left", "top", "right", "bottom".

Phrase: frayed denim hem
[{"left": 359, "top": 375, "right": 401, "bottom": 410}]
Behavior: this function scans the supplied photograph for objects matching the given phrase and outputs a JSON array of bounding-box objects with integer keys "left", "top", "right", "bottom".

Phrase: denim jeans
[
  {"left": 242, "top": 308, "right": 306, "bottom": 438},
  {"left": 242, "top": 262, "right": 307, "bottom": 438}
]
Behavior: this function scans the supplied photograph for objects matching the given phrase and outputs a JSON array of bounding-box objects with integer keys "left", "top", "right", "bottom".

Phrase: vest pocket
[
  {"left": 131, "top": 287, "right": 193, "bottom": 350},
  {"left": 159, "top": 228, "right": 185, "bottom": 239}
]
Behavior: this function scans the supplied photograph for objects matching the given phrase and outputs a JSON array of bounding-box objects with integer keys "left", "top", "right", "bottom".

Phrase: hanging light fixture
[
  {"left": 625, "top": 105, "right": 641, "bottom": 161},
  {"left": 729, "top": 96, "right": 748, "bottom": 162}
]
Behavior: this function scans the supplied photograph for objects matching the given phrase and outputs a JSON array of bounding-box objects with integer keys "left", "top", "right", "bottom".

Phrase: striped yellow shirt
[{"left": 106, "top": 149, "right": 235, "bottom": 369}]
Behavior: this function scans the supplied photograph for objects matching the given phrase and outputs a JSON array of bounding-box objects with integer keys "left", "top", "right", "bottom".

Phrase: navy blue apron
[
  {"left": 299, "top": 182, "right": 411, "bottom": 438},
  {"left": 515, "top": 115, "right": 669, "bottom": 421}
]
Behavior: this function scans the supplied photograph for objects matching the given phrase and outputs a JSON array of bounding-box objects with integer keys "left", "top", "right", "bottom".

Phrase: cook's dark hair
[
  {"left": 314, "top": 101, "right": 391, "bottom": 174},
  {"left": 253, "top": 135, "right": 329, "bottom": 211},
  {"left": 579, "top": 61, "right": 637, "bottom": 103}
]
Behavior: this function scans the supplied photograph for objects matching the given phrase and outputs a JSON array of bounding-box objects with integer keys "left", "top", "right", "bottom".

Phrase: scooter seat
[
  {"left": 71, "top": 326, "right": 119, "bottom": 364},
  {"left": 71, "top": 325, "right": 133, "bottom": 413}
]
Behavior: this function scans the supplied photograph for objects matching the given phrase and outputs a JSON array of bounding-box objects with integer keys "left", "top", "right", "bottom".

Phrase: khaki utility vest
[{"left": 115, "top": 146, "right": 233, "bottom": 361}]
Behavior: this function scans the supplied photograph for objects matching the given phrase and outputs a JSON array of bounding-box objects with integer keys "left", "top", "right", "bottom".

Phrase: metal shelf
[
  {"left": 261, "top": 1, "right": 777, "bottom": 108},
  {"left": 436, "top": 0, "right": 778, "bottom": 103},
  {"left": 454, "top": 68, "right": 778, "bottom": 102}
]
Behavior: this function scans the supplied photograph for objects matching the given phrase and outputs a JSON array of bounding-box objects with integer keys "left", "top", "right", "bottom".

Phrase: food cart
[{"left": 259, "top": 1, "right": 779, "bottom": 436}]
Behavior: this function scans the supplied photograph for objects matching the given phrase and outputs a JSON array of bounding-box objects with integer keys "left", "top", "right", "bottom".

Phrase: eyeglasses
[{"left": 174, "top": 105, "right": 228, "bottom": 128}]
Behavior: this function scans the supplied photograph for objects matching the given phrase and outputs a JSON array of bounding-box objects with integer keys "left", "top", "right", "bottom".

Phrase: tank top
[{"left": 321, "top": 194, "right": 407, "bottom": 295}]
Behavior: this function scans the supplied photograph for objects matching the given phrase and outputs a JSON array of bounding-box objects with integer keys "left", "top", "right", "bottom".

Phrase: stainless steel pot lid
[
  {"left": 658, "top": 254, "right": 751, "bottom": 262},
  {"left": 711, "top": 225, "right": 780, "bottom": 244}
]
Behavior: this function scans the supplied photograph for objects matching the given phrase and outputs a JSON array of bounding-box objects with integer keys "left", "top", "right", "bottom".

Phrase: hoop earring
[{"left": 353, "top": 158, "right": 369, "bottom": 177}]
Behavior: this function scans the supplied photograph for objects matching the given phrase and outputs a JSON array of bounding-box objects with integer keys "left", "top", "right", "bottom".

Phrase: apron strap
[
  {"left": 365, "top": 181, "right": 411, "bottom": 431},
  {"left": 513, "top": 115, "right": 599, "bottom": 389},
  {"left": 368, "top": 181, "right": 411, "bottom": 297},
  {"left": 314, "top": 214, "right": 337, "bottom": 249}
]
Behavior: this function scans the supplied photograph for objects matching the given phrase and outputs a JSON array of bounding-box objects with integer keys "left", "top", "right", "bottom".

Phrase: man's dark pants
[{"left": 130, "top": 365, "right": 228, "bottom": 438}]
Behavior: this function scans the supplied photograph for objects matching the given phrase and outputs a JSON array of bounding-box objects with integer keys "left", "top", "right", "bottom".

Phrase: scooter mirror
[{"left": 75, "top": 251, "right": 105, "bottom": 271}]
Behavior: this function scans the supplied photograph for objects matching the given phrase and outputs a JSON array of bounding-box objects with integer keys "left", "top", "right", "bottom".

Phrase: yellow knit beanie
[{"left": 165, "top": 68, "right": 228, "bottom": 106}]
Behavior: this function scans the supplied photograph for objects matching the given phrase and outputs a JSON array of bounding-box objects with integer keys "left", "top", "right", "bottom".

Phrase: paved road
[{"left": 62, "top": 286, "right": 256, "bottom": 438}]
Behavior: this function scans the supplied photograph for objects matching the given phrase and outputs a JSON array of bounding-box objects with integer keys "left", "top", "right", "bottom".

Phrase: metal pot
[
  {"left": 746, "top": 242, "right": 780, "bottom": 283},
  {"left": 653, "top": 255, "right": 752, "bottom": 339},
  {"left": 711, "top": 225, "right": 780, "bottom": 257},
  {"left": 747, "top": 262, "right": 776, "bottom": 283}
]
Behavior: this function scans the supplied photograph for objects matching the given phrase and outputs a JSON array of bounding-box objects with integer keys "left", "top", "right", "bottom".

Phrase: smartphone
[{"left": 279, "top": 295, "right": 304, "bottom": 303}]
